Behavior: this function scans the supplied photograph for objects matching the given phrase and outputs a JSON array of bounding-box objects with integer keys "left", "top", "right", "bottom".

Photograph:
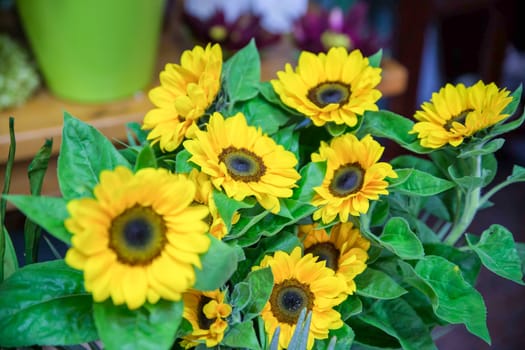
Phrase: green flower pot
[{"left": 16, "top": 0, "right": 166, "bottom": 103}]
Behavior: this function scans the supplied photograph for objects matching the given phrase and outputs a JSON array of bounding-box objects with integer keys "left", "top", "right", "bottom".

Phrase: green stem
[
  {"left": 1, "top": 117, "right": 16, "bottom": 281},
  {"left": 444, "top": 154, "right": 482, "bottom": 245},
  {"left": 479, "top": 179, "right": 519, "bottom": 207}
]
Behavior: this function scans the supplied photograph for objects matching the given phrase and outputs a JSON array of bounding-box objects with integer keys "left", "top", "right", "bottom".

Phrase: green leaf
[
  {"left": 93, "top": 300, "right": 183, "bottom": 350},
  {"left": 292, "top": 161, "right": 326, "bottom": 203},
  {"left": 390, "top": 154, "right": 441, "bottom": 177},
  {"left": 369, "top": 199, "right": 389, "bottom": 227},
  {"left": 25, "top": 140, "right": 53, "bottom": 263},
  {"left": 389, "top": 168, "right": 455, "bottom": 196},
  {"left": 358, "top": 110, "right": 430, "bottom": 153},
  {"left": 348, "top": 317, "right": 400, "bottom": 349},
  {"left": 1, "top": 227, "right": 18, "bottom": 280},
  {"left": 243, "top": 268, "right": 274, "bottom": 319},
  {"left": 380, "top": 217, "right": 424, "bottom": 260},
  {"left": 424, "top": 243, "right": 481, "bottom": 286},
  {"left": 235, "top": 205, "right": 316, "bottom": 247},
  {"left": 0, "top": 260, "right": 97, "bottom": 347},
  {"left": 126, "top": 121, "right": 149, "bottom": 146},
  {"left": 336, "top": 294, "right": 362, "bottom": 320},
  {"left": 134, "top": 144, "right": 157, "bottom": 170},
  {"left": 223, "top": 321, "right": 262, "bottom": 350},
  {"left": 193, "top": 236, "right": 238, "bottom": 290},
  {"left": 508, "top": 164, "right": 525, "bottom": 181},
  {"left": 359, "top": 298, "right": 437, "bottom": 350},
  {"left": 355, "top": 268, "right": 407, "bottom": 299},
  {"left": 314, "top": 323, "right": 355, "bottom": 350},
  {"left": 27, "top": 138, "right": 53, "bottom": 195},
  {"left": 58, "top": 113, "right": 130, "bottom": 200},
  {"left": 368, "top": 49, "right": 383, "bottom": 68},
  {"left": 236, "top": 95, "right": 290, "bottom": 135},
  {"left": 231, "top": 281, "right": 251, "bottom": 311},
  {"left": 415, "top": 255, "right": 490, "bottom": 343},
  {"left": 466, "top": 224, "right": 524, "bottom": 284},
  {"left": 325, "top": 122, "right": 347, "bottom": 136},
  {"left": 271, "top": 124, "right": 300, "bottom": 161},
  {"left": 223, "top": 40, "right": 260, "bottom": 103},
  {"left": 458, "top": 138, "right": 505, "bottom": 158},
  {"left": 5, "top": 195, "right": 71, "bottom": 244},
  {"left": 213, "top": 189, "right": 255, "bottom": 231},
  {"left": 175, "top": 149, "right": 195, "bottom": 173}
]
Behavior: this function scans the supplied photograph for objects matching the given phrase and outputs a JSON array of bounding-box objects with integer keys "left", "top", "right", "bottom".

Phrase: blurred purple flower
[
  {"left": 293, "top": 1, "right": 385, "bottom": 55},
  {"left": 182, "top": 10, "right": 281, "bottom": 51}
]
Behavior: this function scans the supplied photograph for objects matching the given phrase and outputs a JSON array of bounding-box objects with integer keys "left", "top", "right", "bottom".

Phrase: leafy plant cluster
[{"left": 1, "top": 41, "right": 525, "bottom": 350}]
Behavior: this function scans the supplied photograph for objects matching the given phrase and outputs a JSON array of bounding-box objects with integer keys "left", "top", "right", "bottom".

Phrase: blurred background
[{"left": 2, "top": 0, "right": 525, "bottom": 348}]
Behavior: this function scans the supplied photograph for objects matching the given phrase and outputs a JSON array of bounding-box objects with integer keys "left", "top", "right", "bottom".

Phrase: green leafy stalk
[
  {"left": 444, "top": 153, "right": 482, "bottom": 245},
  {"left": 24, "top": 138, "right": 53, "bottom": 264},
  {"left": 1, "top": 117, "right": 16, "bottom": 281}
]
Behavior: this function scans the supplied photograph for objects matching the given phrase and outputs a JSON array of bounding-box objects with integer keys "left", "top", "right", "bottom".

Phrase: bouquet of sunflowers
[{"left": 1, "top": 40, "right": 524, "bottom": 350}]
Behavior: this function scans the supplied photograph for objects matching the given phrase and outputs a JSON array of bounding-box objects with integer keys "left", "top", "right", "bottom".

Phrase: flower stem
[{"left": 444, "top": 154, "right": 482, "bottom": 246}]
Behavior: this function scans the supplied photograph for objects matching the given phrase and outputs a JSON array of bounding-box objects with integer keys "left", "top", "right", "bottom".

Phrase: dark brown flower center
[
  {"left": 197, "top": 296, "right": 216, "bottom": 330},
  {"left": 269, "top": 279, "right": 314, "bottom": 325},
  {"left": 329, "top": 163, "right": 364, "bottom": 197},
  {"left": 444, "top": 109, "right": 474, "bottom": 131},
  {"left": 218, "top": 146, "right": 266, "bottom": 182},
  {"left": 307, "top": 81, "right": 351, "bottom": 108},
  {"left": 109, "top": 205, "right": 167, "bottom": 265},
  {"left": 305, "top": 242, "right": 340, "bottom": 271}
]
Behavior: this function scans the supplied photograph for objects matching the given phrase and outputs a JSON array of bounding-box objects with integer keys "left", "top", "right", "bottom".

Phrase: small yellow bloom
[
  {"left": 180, "top": 289, "right": 232, "bottom": 348},
  {"left": 271, "top": 46, "right": 382, "bottom": 127},
  {"left": 299, "top": 222, "right": 370, "bottom": 294},
  {"left": 184, "top": 112, "right": 301, "bottom": 214},
  {"left": 311, "top": 133, "right": 397, "bottom": 223},
  {"left": 254, "top": 247, "right": 346, "bottom": 350},
  {"left": 410, "top": 81, "right": 513, "bottom": 148},
  {"left": 143, "top": 43, "right": 223, "bottom": 152}
]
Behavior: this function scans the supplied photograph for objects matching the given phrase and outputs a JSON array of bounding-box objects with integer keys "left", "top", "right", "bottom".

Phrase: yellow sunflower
[
  {"left": 187, "top": 168, "right": 239, "bottom": 239},
  {"left": 180, "top": 289, "right": 232, "bottom": 348},
  {"left": 311, "top": 133, "right": 397, "bottom": 223},
  {"left": 64, "top": 166, "right": 210, "bottom": 310},
  {"left": 271, "top": 46, "right": 382, "bottom": 127},
  {"left": 299, "top": 222, "right": 370, "bottom": 294},
  {"left": 254, "top": 247, "right": 346, "bottom": 350},
  {"left": 410, "top": 81, "right": 513, "bottom": 148},
  {"left": 183, "top": 111, "right": 301, "bottom": 214},
  {"left": 142, "top": 43, "right": 223, "bottom": 152}
]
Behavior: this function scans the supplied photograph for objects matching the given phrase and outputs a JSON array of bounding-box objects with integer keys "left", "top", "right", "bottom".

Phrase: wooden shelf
[{"left": 1, "top": 35, "right": 407, "bottom": 206}]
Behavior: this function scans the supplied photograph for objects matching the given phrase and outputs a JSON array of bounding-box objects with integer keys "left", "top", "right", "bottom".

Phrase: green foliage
[
  {"left": 194, "top": 235, "right": 239, "bottom": 291},
  {"left": 379, "top": 217, "right": 424, "bottom": 260},
  {"left": 58, "top": 113, "right": 130, "bottom": 200},
  {"left": 466, "top": 225, "right": 524, "bottom": 284},
  {"left": 355, "top": 268, "right": 407, "bottom": 299},
  {"left": 0, "top": 260, "right": 97, "bottom": 347},
  {"left": 389, "top": 168, "right": 455, "bottom": 196},
  {"left": 5, "top": 195, "right": 71, "bottom": 244},
  {"left": 222, "top": 39, "right": 261, "bottom": 105},
  {"left": 93, "top": 300, "right": 183, "bottom": 350},
  {"left": 2, "top": 40, "right": 525, "bottom": 350},
  {"left": 415, "top": 256, "right": 490, "bottom": 343}
]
